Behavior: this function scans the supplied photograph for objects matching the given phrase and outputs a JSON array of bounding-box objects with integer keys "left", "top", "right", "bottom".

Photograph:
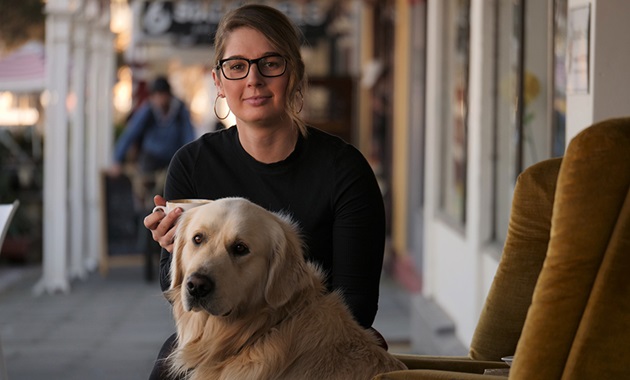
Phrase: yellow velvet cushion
[
  {"left": 511, "top": 117, "right": 630, "bottom": 379},
  {"left": 563, "top": 189, "right": 630, "bottom": 379},
  {"left": 469, "top": 157, "right": 562, "bottom": 361}
]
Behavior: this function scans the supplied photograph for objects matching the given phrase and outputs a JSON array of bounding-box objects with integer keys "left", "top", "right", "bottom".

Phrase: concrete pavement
[{"left": 0, "top": 264, "right": 411, "bottom": 380}]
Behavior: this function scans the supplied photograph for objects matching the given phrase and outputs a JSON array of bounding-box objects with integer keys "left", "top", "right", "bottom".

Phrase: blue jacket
[{"left": 114, "top": 98, "right": 195, "bottom": 168}]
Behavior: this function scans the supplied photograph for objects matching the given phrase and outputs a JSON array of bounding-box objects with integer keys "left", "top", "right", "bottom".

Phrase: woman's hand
[{"left": 143, "top": 194, "right": 182, "bottom": 253}]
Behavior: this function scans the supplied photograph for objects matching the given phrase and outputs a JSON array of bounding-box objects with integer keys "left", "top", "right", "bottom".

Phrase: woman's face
[{"left": 213, "top": 27, "right": 290, "bottom": 128}]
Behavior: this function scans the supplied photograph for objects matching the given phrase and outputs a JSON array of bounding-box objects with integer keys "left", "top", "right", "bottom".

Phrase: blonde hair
[{"left": 213, "top": 4, "right": 308, "bottom": 136}]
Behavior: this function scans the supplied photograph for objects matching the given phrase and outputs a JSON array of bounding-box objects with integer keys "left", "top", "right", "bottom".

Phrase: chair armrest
[
  {"left": 374, "top": 369, "right": 507, "bottom": 380},
  {"left": 392, "top": 354, "right": 508, "bottom": 374}
]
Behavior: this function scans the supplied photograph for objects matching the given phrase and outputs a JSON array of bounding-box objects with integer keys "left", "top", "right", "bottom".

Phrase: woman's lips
[{"left": 244, "top": 96, "right": 270, "bottom": 106}]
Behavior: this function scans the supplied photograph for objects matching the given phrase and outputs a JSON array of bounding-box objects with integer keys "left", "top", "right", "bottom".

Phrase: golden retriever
[{"left": 165, "top": 197, "right": 407, "bottom": 380}]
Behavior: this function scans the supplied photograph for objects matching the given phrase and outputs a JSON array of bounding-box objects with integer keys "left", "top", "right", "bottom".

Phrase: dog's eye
[
  {"left": 192, "top": 234, "right": 204, "bottom": 245},
  {"left": 230, "top": 242, "right": 250, "bottom": 256}
]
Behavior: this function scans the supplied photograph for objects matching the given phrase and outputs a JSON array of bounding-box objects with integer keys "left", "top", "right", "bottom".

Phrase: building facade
[{"left": 387, "top": 0, "right": 630, "bottom": 353}]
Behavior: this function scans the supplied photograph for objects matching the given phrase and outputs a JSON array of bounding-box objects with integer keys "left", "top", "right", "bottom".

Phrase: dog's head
[{"left": 169, "top": 197, "right": 312, "bottom": 317}]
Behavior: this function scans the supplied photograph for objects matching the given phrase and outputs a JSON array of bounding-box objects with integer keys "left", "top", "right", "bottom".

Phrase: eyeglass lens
[{"left": 220, "top": 55, "right": 286, "bottom": 80}]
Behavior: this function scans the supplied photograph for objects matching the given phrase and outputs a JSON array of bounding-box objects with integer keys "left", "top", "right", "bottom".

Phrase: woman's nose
[{"left": 245, "top": 63, "right": 264, "bottom": 86}]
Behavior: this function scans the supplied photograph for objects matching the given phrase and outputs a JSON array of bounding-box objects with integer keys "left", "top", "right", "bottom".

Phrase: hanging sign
[{"left": 139, "top": 1, "right": 331, "bottom": 46}]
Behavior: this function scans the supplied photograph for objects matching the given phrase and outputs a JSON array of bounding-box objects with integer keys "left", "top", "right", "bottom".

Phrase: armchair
[
  {"left": 376, "top": 117, "right": 630, "bottom": 379},
  {"left": 379, "top": 156, "right": 561, "bottom": 378}
]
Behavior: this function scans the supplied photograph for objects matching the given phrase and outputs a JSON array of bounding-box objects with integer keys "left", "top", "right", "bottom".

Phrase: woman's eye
[{"left": 230, "top": 63, "right": 245, "bottom": 71}]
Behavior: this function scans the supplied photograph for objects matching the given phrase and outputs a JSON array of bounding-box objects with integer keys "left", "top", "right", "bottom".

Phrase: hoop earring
[
  {"left": 214, "top": 95, "right": 231, "bottom": 120},
  {"left": 295, "top": 90, "right": 304, "bottom": 114}
]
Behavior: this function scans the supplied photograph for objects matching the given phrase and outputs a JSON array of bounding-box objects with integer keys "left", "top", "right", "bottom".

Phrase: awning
[{"left": 0, "top": 41, "right": 45, "bottom": 93}]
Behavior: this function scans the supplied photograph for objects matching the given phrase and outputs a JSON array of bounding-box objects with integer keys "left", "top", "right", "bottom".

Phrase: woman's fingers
[
  {"left": 154, "top": 194, "right": 166, "bottom": 206},
  {"left": 144, "top": 209, "right": 164, "bottom": 230},
  {"left": 144, "top": 194, "right": 167, "bottom": 229},
  {"left": 152, "top": 207, "right": 182, "bottom": 250}
]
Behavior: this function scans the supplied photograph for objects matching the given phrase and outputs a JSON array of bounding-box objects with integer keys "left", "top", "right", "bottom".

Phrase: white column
[
  {"left": 86, "top": 14, "right": 115, "bottom": 270},
  {"left": 69, "top": 10, "right": 89, "bottom": 280},
  {"left": 101, "top": 51, "right": 115, "bottom": 170},
  {"left": 84, "top": 1, "right": 102, "bottom": 272},
  {"left": 34, "top": 2, "right": 73, "bottom": 295},
  {"left": 98, "top": 20, "right": 115, "bottom": 170}
]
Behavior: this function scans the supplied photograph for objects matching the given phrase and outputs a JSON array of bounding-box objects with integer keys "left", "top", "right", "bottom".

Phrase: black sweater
[{"left": 160, "top": 126, "right": 386, "bottom": 328}]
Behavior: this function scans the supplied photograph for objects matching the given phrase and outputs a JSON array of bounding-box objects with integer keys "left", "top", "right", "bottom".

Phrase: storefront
[{"left": 404, "top": 0, "right": 630, "bottom": 353}]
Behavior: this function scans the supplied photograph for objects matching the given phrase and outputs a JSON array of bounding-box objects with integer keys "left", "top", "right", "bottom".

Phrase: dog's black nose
[{"left": 186, "top": 273, "right": 214, "bottom": 299}]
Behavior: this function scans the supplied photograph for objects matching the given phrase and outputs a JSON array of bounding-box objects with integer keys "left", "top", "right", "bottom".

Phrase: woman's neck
[{"left": 237, "top": 122, "right": 298, "bottom": 164}]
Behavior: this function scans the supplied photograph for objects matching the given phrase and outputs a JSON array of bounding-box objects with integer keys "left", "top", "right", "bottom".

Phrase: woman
[{"left": 145, "top": 4, "right": 386, "bottom": 379}]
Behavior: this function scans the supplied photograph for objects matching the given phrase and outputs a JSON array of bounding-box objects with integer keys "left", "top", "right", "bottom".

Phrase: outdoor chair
[
  {"left": 0, "top": 199, "right": 20, "bottom": 380},
  {"left": 375, "top": 117, "right": 630, "bottom": 379},
  {"left": 375, "top": 155, "right": 561, "bottom": 378}
]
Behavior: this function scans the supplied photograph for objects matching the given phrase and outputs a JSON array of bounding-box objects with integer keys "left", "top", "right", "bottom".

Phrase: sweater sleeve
[
  {"left": 331, "top": 145, "right": 386, "bottom": 328},
  {"left": 113, "top": 106, "right": 151, "bottom": 164}
]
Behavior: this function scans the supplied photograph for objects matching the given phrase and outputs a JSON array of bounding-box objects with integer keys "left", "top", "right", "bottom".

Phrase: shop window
[
  {"left": 439, "top": 0, "right": 470, "bottom": 227},
  {"left": 491, "top": 0, "right": 567, "bottom": 243},
  {"left": 552, "top": 0, "right": 567, "bottom": 157},
  {"left": 304, "top": 76, "right": 354, "bottom": 144},
  {"left": 408, "top": 1, "right": 427, "bottom": 212}
]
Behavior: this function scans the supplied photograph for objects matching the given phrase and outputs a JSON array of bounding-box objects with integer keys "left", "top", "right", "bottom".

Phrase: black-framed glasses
[{"left": 217, "top": 54, "right": 287, "bottom": 80}]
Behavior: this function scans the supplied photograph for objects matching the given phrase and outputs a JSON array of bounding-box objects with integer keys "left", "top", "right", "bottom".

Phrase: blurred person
[
  {"left": 109, "top": 76, "right": 195, "bottom": 280},
  {"left": 110, "top": 75, "right": 195, "bottom": 209},
  {"left": 143, "top": 5, "right": 387, "bottom": 379}
]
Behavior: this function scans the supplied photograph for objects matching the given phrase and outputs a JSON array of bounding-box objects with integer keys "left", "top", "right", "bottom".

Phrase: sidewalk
[{"left": 0, "top": 264, "right": 411, "bottom": 380}]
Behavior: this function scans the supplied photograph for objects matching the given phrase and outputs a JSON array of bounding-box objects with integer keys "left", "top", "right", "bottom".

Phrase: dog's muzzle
[{"left": 186, "top": 272, "right": 214, "bottom": 300}]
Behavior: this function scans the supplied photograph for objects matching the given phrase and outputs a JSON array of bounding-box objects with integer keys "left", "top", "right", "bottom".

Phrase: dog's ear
[
  {"left": 264, "top": 214, "right": 312, "bottom": 308},
  {"left": 169, "top": 212, "right": 191, "bottom": 290}
]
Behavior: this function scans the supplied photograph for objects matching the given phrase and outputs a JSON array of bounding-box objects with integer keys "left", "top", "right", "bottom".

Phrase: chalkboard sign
[{"left": 100, "top": 171, "right": 142, "bottom": 276}]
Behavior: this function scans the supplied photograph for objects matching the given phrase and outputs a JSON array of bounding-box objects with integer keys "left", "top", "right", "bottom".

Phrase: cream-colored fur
[{"left": 166, "top": 197, "right": 406, "bottom": 380}]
